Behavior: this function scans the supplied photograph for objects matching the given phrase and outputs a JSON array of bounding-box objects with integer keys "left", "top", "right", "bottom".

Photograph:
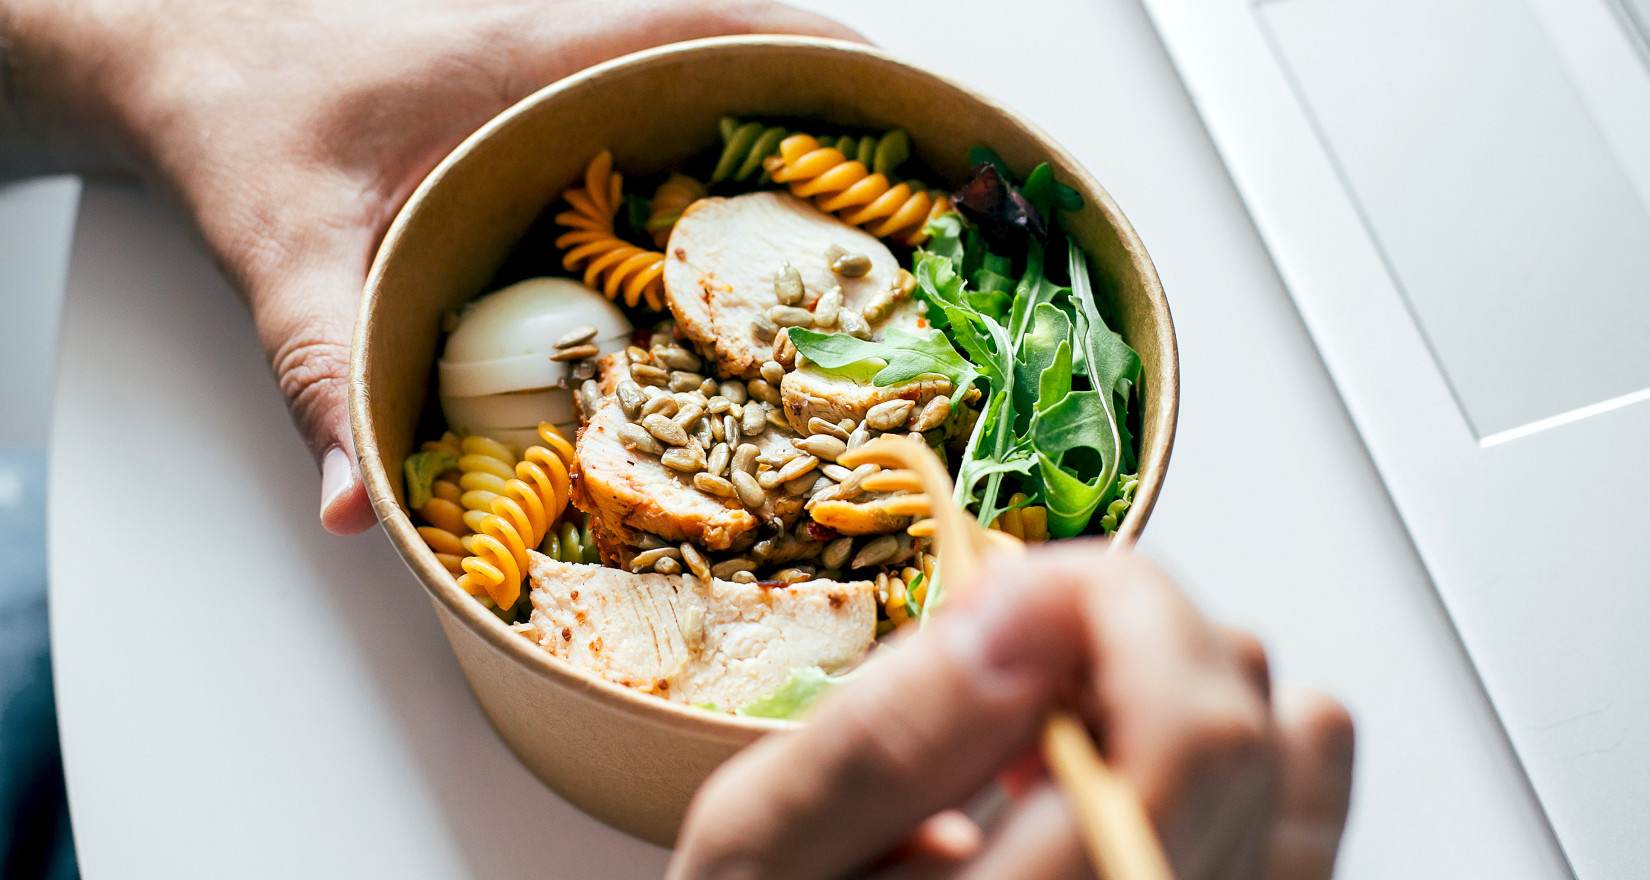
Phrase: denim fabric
[{"left": 0, "top": 450, "right": 77, "bottom": 879}]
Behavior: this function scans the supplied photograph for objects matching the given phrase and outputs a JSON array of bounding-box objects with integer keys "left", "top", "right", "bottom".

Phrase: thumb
[{"left": 257, "top": 260, "right": 378, "bottom": 536}]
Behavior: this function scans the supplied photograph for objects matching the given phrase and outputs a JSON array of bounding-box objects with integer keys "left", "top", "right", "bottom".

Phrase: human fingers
[
  {"left": 245, "top": 235, "right": 381, "bottom": 536},
  {"left": 669, "top": 545, "right": 1277, "bottom": 880},
  {"left": 1026, "top": 545, "right": 1279, "bottom": 880},
  {"left": 666, "top": 556, "right": 1092, "bottom": 880},
  {"left": 1261, "top": 688, "right": 1355, "bottom": 880}
]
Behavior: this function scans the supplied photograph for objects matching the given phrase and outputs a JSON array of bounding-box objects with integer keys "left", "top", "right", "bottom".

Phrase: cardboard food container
[{"left": 349, "top": 35, "right": 1179, "bottom": 846}]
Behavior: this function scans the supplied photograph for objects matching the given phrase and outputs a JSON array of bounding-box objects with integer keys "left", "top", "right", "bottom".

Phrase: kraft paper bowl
[{"left": 350, "top": 35, "right": 1179, "bottom": 847}]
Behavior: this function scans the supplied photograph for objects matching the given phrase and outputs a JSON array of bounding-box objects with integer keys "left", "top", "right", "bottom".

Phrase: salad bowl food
[{"left": 350, "top": 35, "right": 1178, "bottom": 846}]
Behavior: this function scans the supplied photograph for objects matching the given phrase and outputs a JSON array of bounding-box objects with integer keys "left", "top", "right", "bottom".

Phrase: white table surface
[{"left": 42, "top": 1, "right": 1574, "bottom": 877}]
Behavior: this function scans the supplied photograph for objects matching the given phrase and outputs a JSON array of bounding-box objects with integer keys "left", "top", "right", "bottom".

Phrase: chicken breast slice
[
  {"left": 526, "top": 554, "right": 875, "bottom": 710},
  {"left": 779, "top": 365, "right": 954, "bottom": 436},
  {"left": 664, "top": 192, "right": 908, "bottom": 379},
  {"left": 574, "top": 353, "right": 805, "bottom": 555}
]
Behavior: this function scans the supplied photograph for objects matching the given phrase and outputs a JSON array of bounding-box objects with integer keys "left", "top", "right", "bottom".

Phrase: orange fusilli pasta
[
  {"left": 763, "top": 134, "right": 951, "bottom": 246},
  {"left": 554, "top": 151, "right": 667, "bottom": 311}
]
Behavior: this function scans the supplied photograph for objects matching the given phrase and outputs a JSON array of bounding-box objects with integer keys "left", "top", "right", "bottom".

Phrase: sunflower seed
[
  {"left": 648, "top": 556, "right": 679, "bottom": 574},
  {"left": 807, "top": 417, "right": 850, "bottom": 440},
  {"left": 662, "top": 445, "right": 705, "bottom": 474},
  {"left": 893, "top": 268, "right": 917, "bottom": 298},
  {"left": 632, "top": 363, "right": 669, "bottom": 386},
  {"left": 822, "top": 537, "right": 854, "bottom": 569},
  {"left": 839, "top": 310, "right": 872, "bottom": 340},
  {"left": 821, "top": 463, "right": 853, "bottom": 483},
  {"left": 756, "top": 470, "right": 785, "bottom": 489},
  {"left": 731, "top": 471, "right": 765, "bottom": 508},
  {"left": 840, "top": 463, "right": 880, "bottom": 495},
  {"left": 772, "top": 567, "right": 815, "bottom": 585},
  {"left": 580, "top": 379, "right": 603, "bottom": 413},
  {"left": 830, "top": 252, "right": 873, "bottom": 277},
  {"left": 863, "top": 399, "right": 912, "bottom": 431},
  {"left": 555, "top": 325, "right": 599, "bottom": 349},
  {"left": 712, "top": 557, "right": 757, "bottom": 578},
  {"left": 631, "top": 546, "right": 681, "bottom": 571},
  {"left": 668, "top": 370, "right": 704, "bottom": 392},
  {"left": 746, "top": 378, "right": 781, "bottom": 406},
  {"left": 572, "top": 360, "right": 596, "bottom": 380},
  {"left": 693, "top": 471, "right": 736, "bottom": 499},
  {"left": 723, "top": 414, "right": 741, "bottom": 449},
  {"left": 852, "top": 534, "right": 901, "bottom": 569},
  {"left": 706, "top": 442, "right": 730, "bottom": 477},
  {"left": 550, "top": 343, "right": 599, "bottom": 362},
  {"left": 796, "top": 434, "right": 847, "bottom": 462},
  {"left": 707, "top": 395, "right": 731, "bottom": 415},
  {"left": 654, "top": 345, "right": 701, "bottom": 371},
  {"left": 760, "top": 360, "right": 785, "bottom": 385},
  {"left": 751, "top": 538, "right": 776, "bottom": 560},
  {"left": 636, "top": 533, "right": 669, "bottom": 550},
  {"left": 643, "top": 414, "right": 689, "bottom": 446},
  {"left": 709, "top": 415, "right": 725, "bottom": 443},
  {"left": 626, "top": 345, "right": 653, "bottom": 365},
  {"left": 693, "top": 418, "right": 714, "bottom": 448},
  {"left": 615, "top": 380, "right": 644, "bottom": 418},
  {"left": 784, "top": 472, "right": 818, "bottom": 496},
  {"left": 766, "top": 408, "right": 791, "bottom": 431},
  {"left": 640, "top": 395, "right": 678, "bottom": 419},
  {"left": 776, "top": 454, "right": 819, "bottom": 483},
  {"left": 753, "top": 313, "right": 778, "bottom": 342},
  {"left": 673, "top": 402, "right": 704, "bottom": 430},
  {"left": 768, "top": 305, "right": 814, "bottom": 327},
  {"left": 732, "top": 443, "right": 759, "bottom": 476},
  {"left": 773, "top": 262, "right": 805, "bottom": 306},
  {"left": 913, "top": 395, "right": 952, "bottom": 432},
  {"left": 719, "top": 380, "right": 747, "bottom": 405},
  {"left": 681, "top": 543, "right": 712, "bottom": 580},
  {"left": 617, "top": 423, "right": 663, "bottom": 456},
  {"left": 847, "top": 421, "right": 872, "bottom": 450},
  {"left": 773, "top": 330, "right": 797, "bottom": 366},
  {"left": 742, "top": 402, "right": 767, "bottom": 436},
  {"left": 812, "top": 287, "right": 843, "bottom": 328},
  {"left": 730, "top": 570, "right": 758, "bottom": 583}
]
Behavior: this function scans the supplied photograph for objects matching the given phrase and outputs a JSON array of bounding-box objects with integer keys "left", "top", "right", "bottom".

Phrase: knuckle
[
  {"left": 272, "top": 336, "right": 352, "bottom": 443},
  {"left": 1188, "top": 694, "right": 1274, "bottom": 773},
  {"left": 827, "top": 696, "right": 932, "bottom": 789},
  {"left": 1293, "top": 690, "right": 1357, "bottom": 765}
]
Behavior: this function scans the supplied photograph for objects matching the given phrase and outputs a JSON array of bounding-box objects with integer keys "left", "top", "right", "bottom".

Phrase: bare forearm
[{"left": 0, "top": 0, "right": 136, "bottom": 178}]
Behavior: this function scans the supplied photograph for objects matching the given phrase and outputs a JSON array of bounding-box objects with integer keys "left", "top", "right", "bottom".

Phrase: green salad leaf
[
  {"left": 788, "top": 326, "right": 978, "bottom": 392},
  {"left": 403, "top": 449, "right": 457, "bottom": 509},
  {"left": 736, "top": 666, "right": 836, "bottom": 719}
]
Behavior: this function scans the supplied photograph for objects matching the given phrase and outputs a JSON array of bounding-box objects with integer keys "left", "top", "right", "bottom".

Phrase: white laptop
[{"left": 1139, "top": 0, "right": 1650, "bottom": 875}]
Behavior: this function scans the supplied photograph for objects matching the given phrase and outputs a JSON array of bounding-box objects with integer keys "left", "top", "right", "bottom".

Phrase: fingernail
[{"left": 320, "top": 446, "right": 354, "bottom": 519}]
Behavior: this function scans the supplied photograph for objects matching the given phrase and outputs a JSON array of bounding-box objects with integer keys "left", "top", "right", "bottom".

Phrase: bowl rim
[{"left": 350, "top": 34, "right": 1180, "bottom": 740}]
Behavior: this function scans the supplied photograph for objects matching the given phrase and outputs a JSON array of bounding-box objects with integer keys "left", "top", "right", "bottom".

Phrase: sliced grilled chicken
[
  {"left": 664, "top": 192, "right": 909, "bottom": 379},
  {"left": 574, "top": 354, "right": 805, "bottom": 554},
  {"left": 526, "top": 554, "right": 875, "bottom": 710},
  {"left": 779, "top": 365, "right": 953, "bottom": 436}
]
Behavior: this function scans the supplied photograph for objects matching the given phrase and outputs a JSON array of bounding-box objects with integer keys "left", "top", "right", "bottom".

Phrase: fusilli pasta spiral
[
  {"left": 763, "top": 134, "right": 951, "bottom": 246},
  {"left": 646, "top": 173, "right": 708, "bottom": 248},
  {"left": 450, "top": 424, "right": 577, "bottom": 610},
  {"left": 713, "top": 118, "right": 788, "bottom": 183},
  {"left": 554, "top": 151, "right": 667, "bottom": 311},
  {"left": 815, "top": 130, "right": 910, "bottom": 177},
  {"left": 412, "top": 432, "right": 469, "bottom": 575}
]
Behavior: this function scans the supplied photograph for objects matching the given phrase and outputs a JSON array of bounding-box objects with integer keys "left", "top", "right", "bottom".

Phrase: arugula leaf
[
  {"left": 737, "top": 666, "right": 836, "bottom": 719},
  {"left": 1012, "top": 304, "right": 1071, "bottom": 431},
  {"left": 403, "top": 449, "right": 457, "bottom": 509},
  {"left": 788, "top": 326, "right": 978, "bottom": 391}
]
